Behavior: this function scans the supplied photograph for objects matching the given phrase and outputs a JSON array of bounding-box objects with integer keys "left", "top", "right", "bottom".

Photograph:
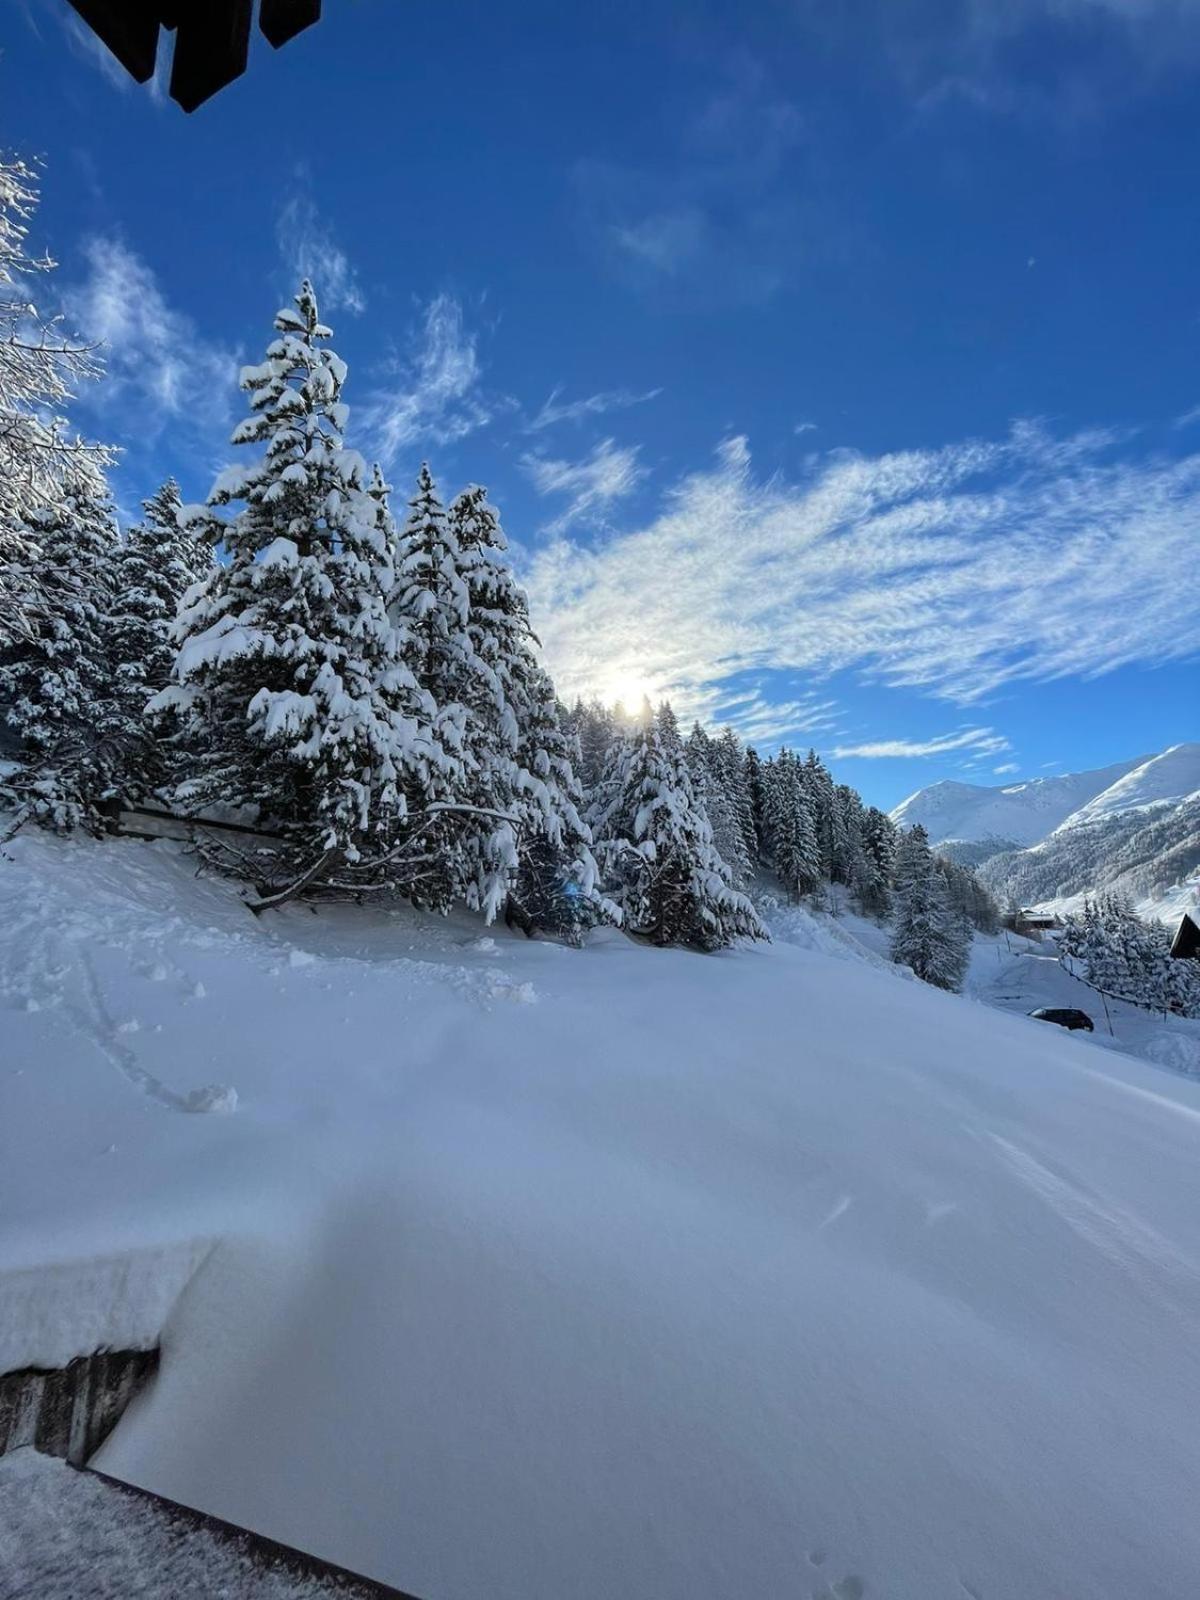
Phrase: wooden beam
[
  {"left": 63, "top": 0, "right": 160, "bottom": 84},
  {"left": 168, "top": 0, "right": 253, "bottom": 113},
  {"left": 260, "top": 0, "right": 322, "bottom": 49}
]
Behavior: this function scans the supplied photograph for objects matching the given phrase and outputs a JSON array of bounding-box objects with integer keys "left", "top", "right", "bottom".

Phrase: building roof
[
  {"left": 64, "top": 1, "right": 320, "bottom": 112},
  {"left": 1170, "top": 913, "right": 1200, "bottom": 960}
]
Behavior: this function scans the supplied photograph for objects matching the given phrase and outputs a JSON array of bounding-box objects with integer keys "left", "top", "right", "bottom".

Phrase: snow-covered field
[{"left": 5, "top": 831, "right": 1200, "bottom": 1600}]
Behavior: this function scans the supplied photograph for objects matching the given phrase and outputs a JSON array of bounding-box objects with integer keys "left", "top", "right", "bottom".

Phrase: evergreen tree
[
  {"left": 387, "top": 462, "right": 480, "bottom": 909},
  {"left": 0, "top": 472, "right": 122, "bottom": 825},
  {"left": 590, "top": 701, "right": 765, "bottom": 949},
  {"left": 108, "top": 478, "right": 211, "bottom": 795},
  {"left": 802, "top": 749, "right": 838, "bottom": 880},
  {"left": 859, "top": 806, "right": 897, "bottom": 917},
  {"left": 743, "top": 744, "right": 767, "bottom": 863},
  {"left": 936, "top": 854, "right": 1000, "bottom": 935},
  {"left": 764, "top": 748, "right": 821, "bottom": 900},
  {"left": 1062, "top": 893, "right": 1200, "bottom": 1017},
  {"left": 714, "top": 726, "right": 758, "bottom": 869},
  {"left": 1, "top": 157, "right": 113, "bottom": 641},
  {"left": 685, "top": 722, "right": 752, "bottom": 887},
  {"left": 160, "top": 281, "right": 445, "bottom": 883},
  {"left": 512, "top": 671, "right": 613, "bottom": 941},
  {"left": 448, "top": 483, "right": 610, "bottom": 934},
  {"left": 568, "top": 698, "right": 618, "bottom": 796},
  {"left": 890, "top": 825, "right": 971, "bottom": 991}
]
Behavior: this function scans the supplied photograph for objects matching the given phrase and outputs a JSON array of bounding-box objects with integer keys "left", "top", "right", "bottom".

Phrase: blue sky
[{"left": 4, "top": 0, "right": 1198, "bottom": 808}]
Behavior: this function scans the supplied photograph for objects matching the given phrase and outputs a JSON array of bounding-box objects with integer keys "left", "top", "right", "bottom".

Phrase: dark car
[{"left": 1028, "top": 1007, "right": 1094, "bottom": 1032}]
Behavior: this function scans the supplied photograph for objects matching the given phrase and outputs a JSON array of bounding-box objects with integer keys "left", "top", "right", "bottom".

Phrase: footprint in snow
[{"left": 811, "top": 1580, "right": 864, "bottom": 1600}]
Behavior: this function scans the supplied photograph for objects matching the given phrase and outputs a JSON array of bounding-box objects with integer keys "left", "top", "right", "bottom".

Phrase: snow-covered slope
[
  {"left": 979, "top": 794, "right": 1200, "bottom": 926},
  {"left": 1051, "top": 742, "right": 1200, "bottom": 831},
  {"left": 896, "top": 744, "right": 1200, "bottom": 921},
  {"left": 889, "top": 755, "right": 1144, "bottom": 847},
  {"left": 5, "top": 832, "right": 1200, "bottom": 1600}
]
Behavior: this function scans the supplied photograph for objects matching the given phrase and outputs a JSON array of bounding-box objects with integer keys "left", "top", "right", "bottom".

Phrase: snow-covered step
[{"left": 0, "top": 1450, "right": 422, "bottom": 1598}]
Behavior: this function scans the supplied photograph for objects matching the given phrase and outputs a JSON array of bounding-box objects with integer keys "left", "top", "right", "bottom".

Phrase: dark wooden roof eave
[{"left": 63, "top": 0, "right": 322, "bottom": 112}]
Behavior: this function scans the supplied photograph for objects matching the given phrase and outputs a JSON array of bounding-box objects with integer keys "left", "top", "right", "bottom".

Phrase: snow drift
[{"left": 4, "top": 832, "right": 1200, "bottom": 1600}]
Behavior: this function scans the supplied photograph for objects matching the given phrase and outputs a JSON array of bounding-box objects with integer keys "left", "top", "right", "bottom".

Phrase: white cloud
[
  {"left": 520, "top": 439, "right": 646, "bottom": 533},
  {"left": 794, "top": 421, "right": 819, "bottom": 435},
  {"left": 61, "top": 237, "right": 235, "bottom": 440},
  {"left": 360, "top": 295, "right": 502, "bottom": 467},
  {"left": 61, "top": 11, "right": 168, "bottom": 103},
  {"left": 844, "top": 0, "right": 1200, "bottom": 119},
  {"left": 831, "top": 728, "right": 1011, "bottom": 761},
  {"left": 993, "top": 761, "right": 1021, "bottom": 774},
  {"left": 525, "top": 423, "right": 1200, "bottom": 737},
  {"left": 527, "top": 386, "right": 662, "bottom": 432},
  {"left": 574, "top": 59, "right": 810, "bottom": 307},
  {"left": 276, "top": 191, "right": 365, "bottom": 316}
]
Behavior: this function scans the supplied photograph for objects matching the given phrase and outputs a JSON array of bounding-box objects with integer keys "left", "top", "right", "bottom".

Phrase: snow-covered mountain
[
  {"left": 893, "top": 744, "right": 1200, "bottom": 923},
  {"left": 893, "top": 744, "right": 1200, "bottom": 847},
  {"left": 1050, "top": 743, "right": 1200, "bottom": 832},
  {"left": 889, "top": 756, "right": 1146, "bottom": 848}
]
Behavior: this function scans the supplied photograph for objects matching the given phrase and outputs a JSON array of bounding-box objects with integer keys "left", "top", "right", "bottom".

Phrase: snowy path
[{"left": 4, "top": 834, "right": 1200, "bottom": 1599}]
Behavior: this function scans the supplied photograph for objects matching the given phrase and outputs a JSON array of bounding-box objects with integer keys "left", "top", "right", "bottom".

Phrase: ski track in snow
[{"left": 988, "top": 1134, "right": 1199, "bottom": 1288}]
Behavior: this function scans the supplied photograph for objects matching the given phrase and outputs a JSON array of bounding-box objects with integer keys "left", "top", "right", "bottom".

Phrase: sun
[{"left": 597, "top": 672, "right": 658, "bottom": 714}]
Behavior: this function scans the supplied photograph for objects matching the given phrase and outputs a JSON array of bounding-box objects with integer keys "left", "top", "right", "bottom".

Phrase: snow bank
[
  {"left": 0, "top": 1242, "right": 213, "bottom": 1375},
  {"left": 6, "top": 830, "right": 1200, "bottom": 1599}
]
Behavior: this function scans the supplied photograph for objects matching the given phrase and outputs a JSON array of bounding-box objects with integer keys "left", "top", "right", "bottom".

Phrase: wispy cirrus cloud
[
  {"left": 574, "top": 57, "right": 819, "bottom": 307},
  {"left": 994, "top": 762, "right": 1021, "bottom": 774},
  {"left": 525, "top": 421, "right": 1200, "bottom": 739},
  {"left": 61, "top": 236, "right": 236, "bottom": 442},
  {"left": 359, "top": 294, "right": 508, "bottom": 467},
  {"left": 276, "top": 187, "right": 366, "bottom": 316},
  {"left": 60, "top": 9, "right": 168, "bottom": 102},
  {"left": 526, "top": 385, "right": 662, "bottom": 432},
  {"left": 806, "top": 0, "right": 1200, "bottom": 122},
  {"left": 831, "top": 728, "right": 1011, "bottom": 761},
  {"left": 520, "top": 438, "right": 646, "bottom": 533}
]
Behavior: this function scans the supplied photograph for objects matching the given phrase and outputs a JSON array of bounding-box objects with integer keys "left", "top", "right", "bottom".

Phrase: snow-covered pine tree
[
  {"left": 858, "top": 805, "right": 897, "bottom": 917},
  {"left": 714, "top": 726, "right": 758, "bottom": 868},
  {"left": 802, "top": 749, "right": 837, "bottom": 880},
  {"left": 1, "top": 157, "right": 114, "bottom": 641},
  {"left": 387, "top": 463, "right": 481, "bottom": 910},
  {"left": 108, "top": 479, "right": 212, "bottom": 795},
  {"left": 834, "top": 782, "right": 869, "bottom": 906},
  {"left": 567, "top": 698, "right": 618, "bottom": 796},
  {"left": 685, "top": 722, "right": 752, "bottom": 887},
  {"left": 590, "top": 700, "right": 765, "bottom": 949},
  {"left": 512, "top": 669, "right": 614, "bottom": 942},
  {"left": 937, "top": 855, "right": 1000, "bottom": 935},
  {"left": 1065, "top": 893, "right": 1200, "bottom": 1017},
  {"left": 764, "top": 748, "right": 822, "bottom": 901},
  {"left": 890, "top": 824, "right": 970, "bottom": 991},
  {"left": 743, "top": 744, "right": 768, "bottom": 864},
  {"left": 159, "top": 281, "right": 445, "bottom": 890},
  {"left": 0, "top": 471, "right": 122, "bottom": 826},
  {"left": 446, "top": 481, "right": 610, "bottom": 935}
]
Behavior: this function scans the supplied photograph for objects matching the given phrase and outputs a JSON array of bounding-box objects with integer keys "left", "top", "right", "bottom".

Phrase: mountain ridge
[
  {"left": 889, "top": 754, "right": 1149, "bottom": 847},
  {"left": 891, "top": 743, "right": 1200, "bottom": 924}
]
